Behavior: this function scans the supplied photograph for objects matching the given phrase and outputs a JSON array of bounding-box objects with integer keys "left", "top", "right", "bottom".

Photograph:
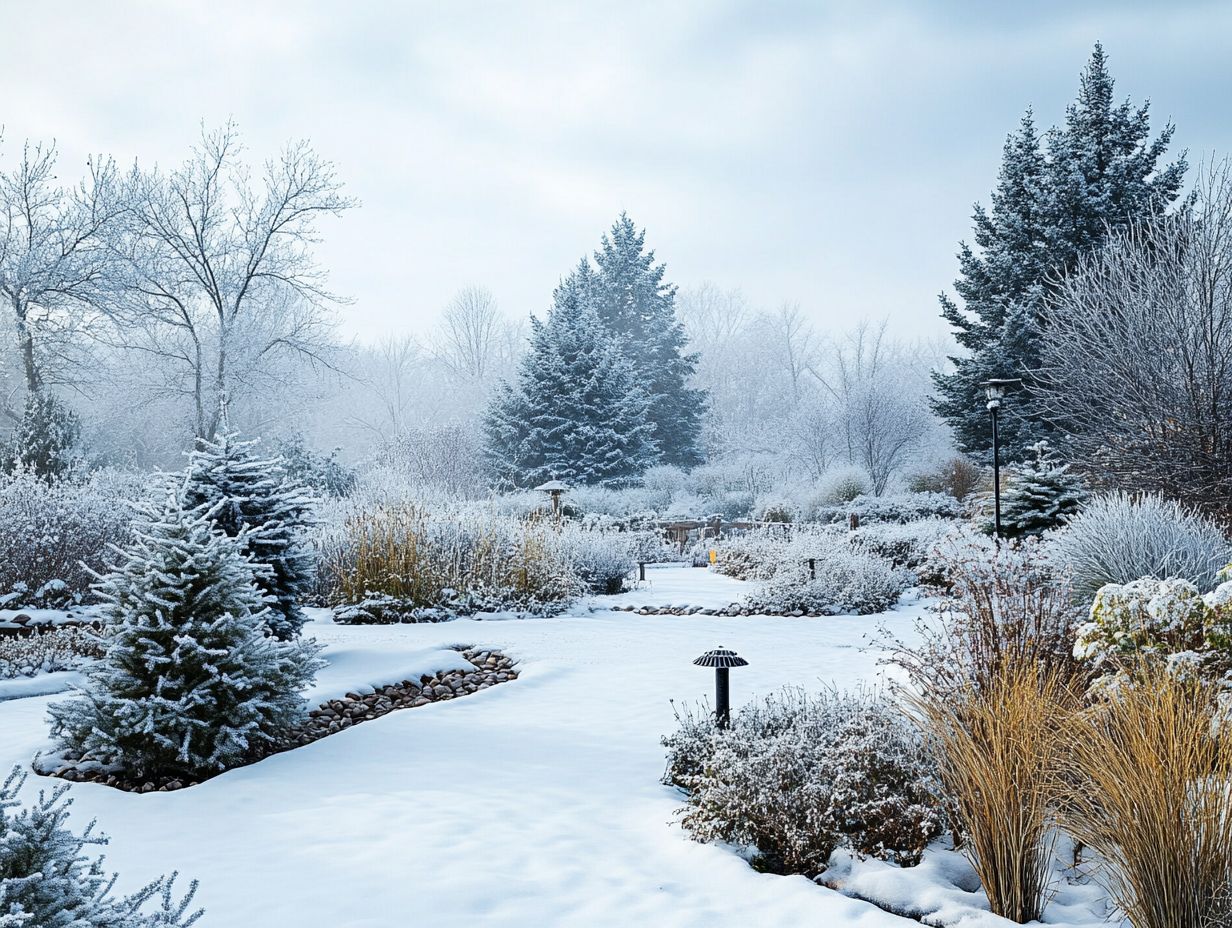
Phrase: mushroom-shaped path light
[
  {"left": 534, "top": 479, "right": 569, "bottom": 518},
  {"left": 693, "top": 647, "right": 749, "bottom": 730}
]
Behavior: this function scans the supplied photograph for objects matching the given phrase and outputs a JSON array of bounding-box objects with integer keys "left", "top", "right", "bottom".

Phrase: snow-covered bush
[
  {"left": 0, "top": 627, "right": 104, "bottom": 680},
  {"left": 0, "top": 470, "right": 139, "bottom": 608},
  {"left": 184, "top": 434, "right": 317, "bottom": 640},
  {"left": 558, "top": 525, "right": 636, "bottom": 594},
  {"left": 320, "top": 502, "right": 583, "bottom": 616},
  {"left": 886, "top": 537, "right": 1085, "bottom": 697},
  {"left": 744, "top": 538, "right": 908, "bottom": 615},
  {"left": 814, "top": 491, "right": 961, "bottom": 525},
  {"left": 1073, "top": 576, "right": 1232, "bottom": 689},
  {"left": 710, "top": 529, "right": 794, "bottom": 581},
  {"left": 907, "top": 455, "right": 984, "bottom": 501},
  {"left": 1048, "top": 492, "right": 1232, "bottom": 601},
  {"left": 625, "top": 529, "right": 680, "bottom": 565},
  {"left": 849, "top": 518, "right": 956, "bottom": 577},
  {"left": 47, "top": 496, "right": 323, "bottom": 782},
  {"left": 0, "top": 765, "right": 202, "bottom": 926},
  {"left": 664, "top": 688, "right": 944, "bottom": 875},
  {"left": 815, "top": 466, "right": 872, "bottom": 505}
]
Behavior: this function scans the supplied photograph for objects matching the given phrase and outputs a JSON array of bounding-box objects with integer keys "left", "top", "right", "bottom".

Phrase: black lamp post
[
  {"left": 980, "top": 378, "right": 1021, "bottom": 540},
  {"left": 693, "top": 647, "right": 748, "bottom": 730}
]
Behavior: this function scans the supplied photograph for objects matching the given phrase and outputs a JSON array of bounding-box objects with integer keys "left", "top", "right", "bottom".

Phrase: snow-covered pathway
[{"left": 0, "top": 568, "right": 931, "bottom": 927}]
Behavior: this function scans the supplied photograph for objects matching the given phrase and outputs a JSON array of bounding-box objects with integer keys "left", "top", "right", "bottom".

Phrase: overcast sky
[{"left": 3, "top": 0, "right": 1228, "bottom": 343}]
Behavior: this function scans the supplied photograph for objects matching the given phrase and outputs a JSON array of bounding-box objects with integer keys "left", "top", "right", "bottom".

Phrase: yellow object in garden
[{"left": 709, "top": 549, "right": 717, "bottom": 564}]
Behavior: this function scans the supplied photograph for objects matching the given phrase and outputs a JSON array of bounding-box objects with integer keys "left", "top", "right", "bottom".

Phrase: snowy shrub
[
  {"left": 0, "top": 627, "right": 105, "bottom": 680},
  {"left": 184, "top": 434, "right": 317, "bottom": 640},
  {"left": 1048, "top": 492, "right": 1232, "bottom": 601},
  {"left": 743, "top": 539, "right": 908, "bottom": 615},
  {"left": 558, "top": 525, "right": 636, "bottom": 594},
  {"left": 1, "top": 390, "right": 81, "bottom": 482},
  {"left": 907, "top": 455, "right": 984, "bottom": 501},
  {"left": 814, "top": 466, "right": 872, "bottom": 505},
  {"left": 320, "top": 502, "right": 583, "bottom": 616},
  {"left": 849, "top": 518, "right": 956, "bottom": 578},
  {"left": 0, "top": 765, "right": 202, "bottom": 926},
  {"left": 47, "top": 496, "right": 323, "bottom": 782},
  {"left": 814, "top": 491, "right": 961, "bottom": 525},
  {"left": 665, "top": 688, "right": 944, "bottom": 875},
  {"left": 886, "top": 537, "right": 1085, "bottom": 698},
  {"left": 1073, "top": 576, "right": 1232, "bottom": 690},
  {"left": 0, "top": 470, "right": 139, "bottom": 608},
  {"left": 710, "top": 529, "right": 793, "bottom": 581},
  {"left": 626, "top": 529, "right": 680, "bottom": 565}
]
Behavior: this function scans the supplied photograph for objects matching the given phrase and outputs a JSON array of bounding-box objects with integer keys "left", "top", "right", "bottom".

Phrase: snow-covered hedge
[
  {"left": 714, "top": 529, "right": 909, "bottom": 615},
  {"left": 0, "top": 470, "right": 141, "bottom": 608},
  {"left": 663, "top": 688, "right": 944, "bottom": 875},
  {"left": 0, "top": 627, "right": 104, "bottom": 680},
  {"left": 1047, "top": 492, "right": 1232, "bottom": 600},
  {"left": 849, "top": 518, "right": 956, "bottom": 579},
  {"left": 813, "top": 491, "right": 962, "bottom": 525}
]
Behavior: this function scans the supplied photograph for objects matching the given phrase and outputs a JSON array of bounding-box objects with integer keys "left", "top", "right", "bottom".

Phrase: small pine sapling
[{"left": 47, "top": 495, "right": 323, "bottom": 782}]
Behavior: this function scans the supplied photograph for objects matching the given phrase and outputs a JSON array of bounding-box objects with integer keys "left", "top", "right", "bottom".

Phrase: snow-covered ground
[{"left": 0, "top": 568, "right": 1110, "bottom": 927}]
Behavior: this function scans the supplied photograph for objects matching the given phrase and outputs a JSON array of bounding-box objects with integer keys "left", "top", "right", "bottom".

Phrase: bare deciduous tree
[
  {"left": 0, "top": 138, "right": 124, "bottom": 418},
  {"left": 106, "top": 122, "right": 355, "bottom": 439},
  {"left": 434, "top": 285, "right": 504, "bottom": 381},
  {"left": 1039, "top": 161, "right": 1232, "bottom": 519}
]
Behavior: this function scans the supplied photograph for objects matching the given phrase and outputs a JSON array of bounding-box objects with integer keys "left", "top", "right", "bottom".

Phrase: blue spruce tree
[
  {"left": 933, "top": 44, "right": 1186, "bottom": 460},
  {"left": 591, "top": 214, "right": 707, "bottom": 468},
  {"left": 485, "top": 261, "right": 658, "bottom": 488}
]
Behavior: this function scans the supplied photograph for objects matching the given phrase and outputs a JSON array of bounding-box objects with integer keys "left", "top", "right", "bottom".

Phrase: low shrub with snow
[
  {"left": 559, "top": 525, "right": 636, "bottom": 594},
  {"left": 0, "top": 470, "right": 141, "bottom": 608},
  {"left": 814, "top": 491, "right": 962, "bottom": 526},
  {"left": 664, "top": 688, "right": 944, "bottom": 876},
  {"left": 0, "top": 765, "right": 202, "bottom": 926},
  {"left": 1075, "top": 574, "right": 1232, "bottom": 690},
  {"left": 0, "top": 627, "right": 105, "bottom": 679},
  {"left": 744, "top": 543, "right": 908, "bottom": 615},
  {"left": 710, "top": 529, "right": 797, "bottom": 581},
  {"left": 1047, "top": 492, "right": 1232, "bottom": 600},
  {"left": 849, "top": 518, "right": 956, "bottom": 578}
]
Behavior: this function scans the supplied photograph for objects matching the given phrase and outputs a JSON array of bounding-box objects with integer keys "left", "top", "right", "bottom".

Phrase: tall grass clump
[
  {"left": 321, "top": 503, "right": 581, "bottom": 615},
  {"left": 911, "top": 663, "right": 1074, "bottom": 923},
  {"left": 1058, "top": 668, "right": 1232, "bottom": 928}
]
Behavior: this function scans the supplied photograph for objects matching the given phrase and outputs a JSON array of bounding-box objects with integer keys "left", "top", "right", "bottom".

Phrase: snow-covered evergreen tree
[
  {"left": 3, "top": 390, "right": 80, "bottom": 481},
  {"left": 997, "top": 440, "right": 1087, "bottom": 538},
  {"left": 484, "top": 262, "right": 659, "bottom": 488},
  {"left": 47, "top": 495, "right": 322, "bottom": 781},
  {"left": 933, "top": 44, "right": 1186, "bottom": 460},
  {"left": 591, "top": 214, "right": 706, "bottom": 468},
  {"left": 0, "top": 765, "right": 201, "bottom": 927},
  {"left": 182, "top": 434, "right": 316, "bottom": 639}
]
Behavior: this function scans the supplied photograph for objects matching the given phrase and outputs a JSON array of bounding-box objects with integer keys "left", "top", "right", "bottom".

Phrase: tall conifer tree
[
  {"left": 484, "top": 261, "right": 659, "bottom": 488},
  {"left": 591, "top": 214, "right": 706, "bottom": 467},
  {"left": 933, "top": 44, "right": 1186, "bottom": 459}
]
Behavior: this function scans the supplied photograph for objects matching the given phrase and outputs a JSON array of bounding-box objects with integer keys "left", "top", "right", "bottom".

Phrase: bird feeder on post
[
  {"left": 534, "top": 479, "right": 569, "bottom": 521},
  {"left": 693, "top": 646, "right": 749, "bottom": 730}
]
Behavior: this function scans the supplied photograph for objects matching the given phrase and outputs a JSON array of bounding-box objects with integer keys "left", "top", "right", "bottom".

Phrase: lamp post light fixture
[
  {"left": 534, "top": 479, "right": 569, "bottom": 520},
  {"left": 980, "top": 378, "right": 1022, "bottom": 540},
  {"left": 693, "top": 646, "right": 749, "bottom": 730}
]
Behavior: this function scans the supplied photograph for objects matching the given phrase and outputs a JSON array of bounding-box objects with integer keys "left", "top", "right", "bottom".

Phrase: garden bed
[{"left": 41, "top": 646, "right": 519, "bottom": 793}]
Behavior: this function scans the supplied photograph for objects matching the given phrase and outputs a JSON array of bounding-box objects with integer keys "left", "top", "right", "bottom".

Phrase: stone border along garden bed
[
  {"left": 611, "top": 604, "right": 831, "bottom": 617},
  {"left": 44, "top": 646, "right": 519, "bottom": 793}
]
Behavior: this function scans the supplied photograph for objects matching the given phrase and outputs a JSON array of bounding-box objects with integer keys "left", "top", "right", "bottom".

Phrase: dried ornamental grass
[
  {"left": 1057, "top": 668, "right": 1232, "bottom": 928},
  {"left": 911, "top": 663, "right": 1074, "bottom": 923}
]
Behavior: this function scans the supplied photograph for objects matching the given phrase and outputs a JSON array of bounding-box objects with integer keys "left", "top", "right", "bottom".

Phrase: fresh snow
[
  {"left": 0, "top": 669, "right": 83, "bottom": 702},
  {"left": 0, "top": 568, "right": 1112, "bottom": 927}
]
